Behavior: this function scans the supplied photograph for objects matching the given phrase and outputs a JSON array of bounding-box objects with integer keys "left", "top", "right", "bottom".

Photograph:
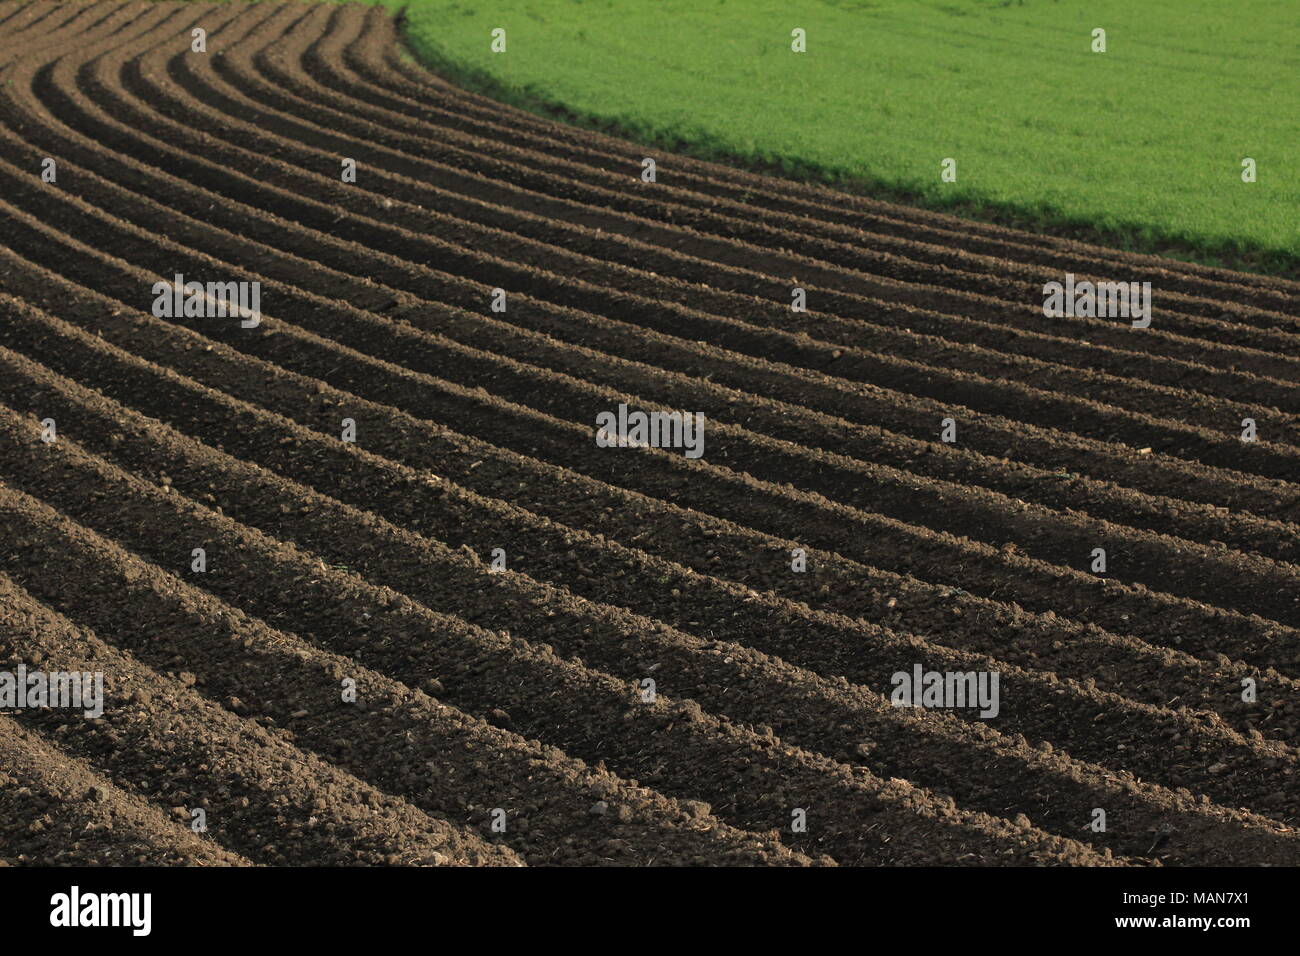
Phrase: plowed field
[{"left": 1, "top": 0, "right": 1298, "bottom": 867}]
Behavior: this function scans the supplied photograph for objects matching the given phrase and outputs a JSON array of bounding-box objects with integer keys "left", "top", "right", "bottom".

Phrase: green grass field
[{"left": 387, "top": 0, "right": 1299, "bottom": 273}]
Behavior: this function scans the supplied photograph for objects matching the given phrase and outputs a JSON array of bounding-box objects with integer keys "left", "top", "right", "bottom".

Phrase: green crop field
[{"left": 386, "top": 0, "right": 1299, "bottom": 273}]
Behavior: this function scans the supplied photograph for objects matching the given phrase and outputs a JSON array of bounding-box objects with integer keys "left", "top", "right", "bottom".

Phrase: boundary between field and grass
[{"left": 380, "top": 1, "right": 1299, "bottom": 279}]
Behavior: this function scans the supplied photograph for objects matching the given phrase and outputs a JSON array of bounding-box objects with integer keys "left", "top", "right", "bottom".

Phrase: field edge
[{"left": 387, "top": 6, "right": 1299, "bottom": 281}]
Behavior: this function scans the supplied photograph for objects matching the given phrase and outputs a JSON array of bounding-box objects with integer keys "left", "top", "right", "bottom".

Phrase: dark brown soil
[{"left": 0, "top": 0, "right": 1296, "bottom": 866}]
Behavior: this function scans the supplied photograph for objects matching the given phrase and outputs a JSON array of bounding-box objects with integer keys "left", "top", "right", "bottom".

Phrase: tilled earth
[{"left": 0, "top": 0, "right": 1298, "bottom": 867}]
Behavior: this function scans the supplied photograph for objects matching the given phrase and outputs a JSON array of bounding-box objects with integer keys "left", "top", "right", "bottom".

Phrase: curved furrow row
[
  {"left": 5, "top": 69, "right": 1299, "bottom": 555},
  {"left": 3, "top": 140, "right": 1300, "bottom": 640},
  {"left": 3, "top": 255, "right": 1299, "bottom": 832},
  {"left": 212, "top": 2, "right": 1298, "bottom": 340},
  {"left": 0, "top": 408, "right": 1125, "bottom": 866},
  {"left": 76, "top": 20, "right": 1300, "bottom": 469},
  {"left": 1, "top": 200, "right": 1298, "bottom": 677},
  {"left": 0, "top": 479, "right": 817, "bottom": 867},
  {"left": 151, "top": 10, "right": 1300, "bottom": 393},
  {"left": 206, "top": 12, "right": 1300, "bottom": 401},
  {"left": 7, "top": 26, "right": 1300, "bottom": 621},
  {"left": 10, "top": 14, "right": 1300, "bottom": 522},
  {"left": 0, "top": 572, "right": 518, "bottom": 866},
  {"left": 6, "top": 291, "right": 1297, "bottom": 750},
  {"left": 27, "top": 0, "right": 1289, "bottom": 452},
  {"left": 4, "top": 303, "right": 1300, "bottom": 865}
]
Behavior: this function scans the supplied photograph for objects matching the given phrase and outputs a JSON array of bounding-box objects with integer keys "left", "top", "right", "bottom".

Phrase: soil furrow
[
  {"left": 0, "top": 714, "right": 248, "bottom": 866},
  {"left": 1, "top": 209, "right": 1297, "bottom": 669},
  {"left": 11, "top": 38, "right": 1299, "bottom": 521},
  {"left": 0, "top": 412, "right": 1118, "bottom": 865},
  {"left": 4, "top": 315, "right": 1300, "bottom": 864},
  {"left": 1, "top": 303, "right": 1296, "bottom": 840},
  {"left": 0, "top": 478, "right": 811, "bottom": 867},
  {"left": 1, "top": 231, "right": 1296, "bottom": 691},
  {"left": 0, "top": 179, "right": 1295, "bottom": 633},
  {"left": 9, "top": 87, "right": 1300, "bottom": 553},
  {"left": 0, "top": 571, "right": 518, "bottom": 866},
  {"left": 34, "top": 8, "right": 1300, "bottom": 470},
  {"left": 143, "top": 9, "right": 1300, "bottom": 389}
]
